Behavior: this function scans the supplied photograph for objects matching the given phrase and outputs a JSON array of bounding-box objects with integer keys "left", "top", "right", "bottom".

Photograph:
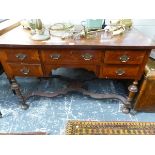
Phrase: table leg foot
[
  {"left": 11, "top": 78, "right": 29, "bottom": 110},
  {"left": 20, "top": 103, "right": 29, "bottom": 110},
  {"left": 122, "top": 106, "right": 130, "bottom": 114}
]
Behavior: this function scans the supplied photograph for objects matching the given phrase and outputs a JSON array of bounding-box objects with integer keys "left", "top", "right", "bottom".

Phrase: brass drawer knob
[
  {"left": 20, "top": 68, "right": 30, "bottom": 75},
  {"left": 82, "top": 53, "right": 93, "bottom": 60},
  {"left": 119, "top": 55, "right": 129, "bottom": 62},
  {"left": 115, "top": 69, "right": 125, "bottom": 75},
  {"left": 16, "top": 53, "right": 27, "bottom": 60},
  {"left": 50, "top": 53, "right": 61, "bottom": 60}
]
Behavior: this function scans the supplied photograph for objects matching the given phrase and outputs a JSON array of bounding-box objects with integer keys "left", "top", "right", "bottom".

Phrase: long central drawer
[{"left": 40, "top": 49, "right": 103, "bottom": 64}]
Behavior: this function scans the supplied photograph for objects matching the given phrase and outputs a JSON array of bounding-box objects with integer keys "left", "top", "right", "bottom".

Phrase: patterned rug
[{"left": 66, "top": 121, "right": 155, "bottom": 135}]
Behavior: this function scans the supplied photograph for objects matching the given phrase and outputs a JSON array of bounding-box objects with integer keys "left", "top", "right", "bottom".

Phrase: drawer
[
  {"left": 101, "top": 65, "right": 140, "bottom": 79},
  {"left": 4, "top": 49, "right": 40, "bottom": 63},
  {"left": 44, "top": 64, "right": 99, "bottom": 77},
  {"left": 7, "top": 63, "right": 43, "bottom": 77},
  {"left": 104, "top": 50, "right": 146, "bottom": 64},
  {"left": 40, "top": 49, "right": 102, "bottom": 64}
]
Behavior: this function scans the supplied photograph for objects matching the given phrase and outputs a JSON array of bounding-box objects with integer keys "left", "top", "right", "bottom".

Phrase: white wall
[
  {"left": 132, "top": 19, "right": 155, "bottom": 57},
  {"left": 132, "top": 19, "right": 155, "bottom": 40}
]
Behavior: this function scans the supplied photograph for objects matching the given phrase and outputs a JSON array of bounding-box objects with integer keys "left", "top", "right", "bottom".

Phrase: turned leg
[
  {"left": 0, "top": 111, "right": 2, "bottom": 118},
  {"left": 7, "top": 77, "right": 16, "bottom": 95},
  {"left": 11, "top": 78, "right": 29, "bottom": 110},
  {"left": 122, "top": 81, "right": 138, "bottom": 114}
]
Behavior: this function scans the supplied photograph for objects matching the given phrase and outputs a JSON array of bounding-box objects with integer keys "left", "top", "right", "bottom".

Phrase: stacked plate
[{"left": 50, "top": 23, "right": 75, "bottom": 38}]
